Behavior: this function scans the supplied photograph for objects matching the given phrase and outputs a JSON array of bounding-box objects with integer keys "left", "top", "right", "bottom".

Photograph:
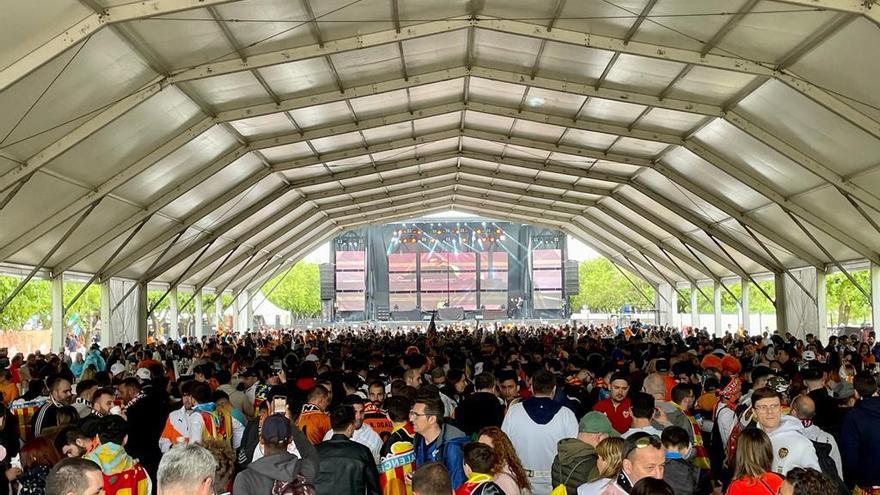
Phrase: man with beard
[{"left": 32, "top": 375, "right": 72, "bottom": 437}]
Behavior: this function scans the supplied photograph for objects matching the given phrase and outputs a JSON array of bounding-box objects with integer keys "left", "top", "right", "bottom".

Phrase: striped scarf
[{"left": 673, "top": 402, "right": 710, "bottom": 471}]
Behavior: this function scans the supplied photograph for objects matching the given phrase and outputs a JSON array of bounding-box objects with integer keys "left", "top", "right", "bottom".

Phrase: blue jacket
[
  {"left": 83, "top": 350, "right": 106, "bottom": 372},
  {"left": 413, "top": 423, "right": 469, "bottom": 489},
  {"left": 841, "top": 396, "right": 880, "bottom": 488}
]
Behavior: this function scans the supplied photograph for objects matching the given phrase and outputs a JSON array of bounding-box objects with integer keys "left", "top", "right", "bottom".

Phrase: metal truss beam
[
  {"left": 773, "top": 0, "right": 880, "bottom": 25},
  {"left": 0, "top": 0, "right": 241, "bottom": 91},
  {"left": 0, "top": 115, "right": 217, "bottom": 262}
]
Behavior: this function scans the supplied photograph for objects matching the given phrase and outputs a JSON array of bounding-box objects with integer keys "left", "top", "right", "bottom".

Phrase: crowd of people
[{"left": 0, "top": 321, "right": 876, "bottom": 495}]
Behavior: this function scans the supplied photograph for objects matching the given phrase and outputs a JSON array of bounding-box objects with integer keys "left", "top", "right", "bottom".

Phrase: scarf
[
  {"left": 123, "top": 392, "right": 146, "bottom": 413},
  {"left": 86, "top": 443, "right": 138, "bottom": 474},
  {"left": 672, "top": 402, "right": 710, "bottom": 471}
]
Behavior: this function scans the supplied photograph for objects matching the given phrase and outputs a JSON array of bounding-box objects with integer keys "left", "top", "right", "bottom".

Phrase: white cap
[
  {"left": 304, "top": 354, "right": 319, "bottom": 362},
  {"left": 803, "top": 350, "right": 816, "bottom": 361},
  {"left": 135, "top": 368, "right": 152, "bottom": 381},
  {"left": 110, "top": 363, "right": 126, "bottom": 376}
]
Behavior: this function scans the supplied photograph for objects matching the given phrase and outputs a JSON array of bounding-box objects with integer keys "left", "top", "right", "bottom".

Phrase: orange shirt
[
  {"left": 297, "top": 405, "right": 330, "bottom": 445},
  {"left": 0, "top": 382, "right": 17, "bottom": 403}
]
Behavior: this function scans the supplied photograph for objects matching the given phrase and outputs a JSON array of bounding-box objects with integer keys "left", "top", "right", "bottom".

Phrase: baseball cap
[
  {"left": 578, "top": 411, "right": 620, "bottom": 437},
  {"left": 135, "top": 368, "right": 151, "bottom": 381},
  {"left": 803, "top": 350, "right": 816, "bottom": 362},
  {"left": 110, "top": 363, "right": 125, "bottom": 376},
  {"left": 261, "top": 414, "right": 291, "bottom": 445}
]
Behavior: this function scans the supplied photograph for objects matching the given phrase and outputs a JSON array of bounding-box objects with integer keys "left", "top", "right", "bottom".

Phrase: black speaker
[
  {"left": 319, "top": 263, "right": 335, "bottom": 300},
  {"left": 564, "top": 260, "right": 579, "bottom": 295}
]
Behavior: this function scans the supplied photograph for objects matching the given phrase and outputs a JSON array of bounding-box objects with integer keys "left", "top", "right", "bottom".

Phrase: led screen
[
  {"left": 480, "top": 252, "right": 508, "bottom": 271},
  {"left": 390, "top": 293, "right": 417, "bottom": 311},
  {"left": 449, "top": 271, "right": 477, "bottom": 291},
  {"left": 420, "top": 252, "right": 447, "bottom": 271},
  {"left": 420, "top": 292, "right": 448, "bottom": 310},
  {"left": 420, "top": 272, "right": 449, "bottom": 291},
  {"left": 389, "top": 272, "right": 417, "bottom": 291},
  {"left": 533, "top": 249, "right": 562, "bottom": 269},
  {"left": 335, "top": 251, "right": 365, "bottom": 270},
  {"left": 388, "top": 253, "right": 417, "bottom": 272},
  {"left": 533, "top": 269, "right": 562, "bottom": 289},
  {"left": 336, "top": 292, "right": 365, "bottom": 311},
  {"left": 449, "top": 292, "right": 477, "bottom": 310},
  {"left": 336, "top": 271, "right": 365, "bottom": 291},
  {"left": 533, "top": 290, "right": 563, "bottom": 309},
  {"left": 480, "top": 271, "right": 508, "bottom": 290},
  {"left": 479, "top": 292, "right": 507, "bottom": 310},
  {"left": 447, "top": 252, "right": 476, "bottom": 271}
]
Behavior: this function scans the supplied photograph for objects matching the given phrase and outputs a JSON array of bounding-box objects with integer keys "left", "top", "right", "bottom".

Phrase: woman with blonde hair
[
  {"left": 726, "top": 428, "right": 783, "bottom": 495},
  {"left": 593, "top": 437, "right": 624, "bottom": 481},
  {"left": 478, "top": 426, "right": 531, "bottom": 495}
]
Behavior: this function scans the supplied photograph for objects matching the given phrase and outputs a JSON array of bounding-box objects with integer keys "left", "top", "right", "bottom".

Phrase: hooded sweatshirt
[
  {"left": 232, "top": 451, "right": 302, "bottom": 495},
  {"left": 759, "top": 415, "right": 820, "bottom": 475},
  {"left": 551, "top": 438, "right": 598, "bottom": 495},
  {"left": 502, "top": 397, "right": 578, "bottom": 495},
  {"left": 841, "top": 396, "right": 880, "bottom": 487}
]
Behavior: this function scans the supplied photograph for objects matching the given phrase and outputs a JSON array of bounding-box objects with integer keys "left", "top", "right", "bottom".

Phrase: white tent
[{"left": 1, "top": 0, "right": 879, "bottom": 344}]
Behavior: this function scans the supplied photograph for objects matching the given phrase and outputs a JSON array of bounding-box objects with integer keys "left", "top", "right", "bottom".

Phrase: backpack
[
  {"left": 808, "top": 440, "right": 849, "bottom": 495},
  {"left": 271, "top": 475, "right": 316, "bottom": 495}
]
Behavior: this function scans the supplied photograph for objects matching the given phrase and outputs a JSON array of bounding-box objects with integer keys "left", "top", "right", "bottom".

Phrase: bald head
[
  {"left": 643, "top": 373, "right": 666, "bottom": 399},
  {"left": 792, "top": 395, "right": 816, "bottom": 420}
]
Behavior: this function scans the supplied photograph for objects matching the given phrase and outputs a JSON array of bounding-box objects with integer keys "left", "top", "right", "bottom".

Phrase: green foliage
[
  {"left": 674, "top": 280, "right": 776, "bottom": 315},
  {"left": 569, "top": 258, "right": 655, "bottom": 312},
  {"left": 62, "top": 282, "right": 101, "bottom": 342},
  {"left": 0, "top": 276, "right": 51, "bottom": 330},
  {"left": 827, "top": 270, "right": 871, "bottom": 326},
  {"left": 261, "top": 262, "right": 321, "bottom": 318}
]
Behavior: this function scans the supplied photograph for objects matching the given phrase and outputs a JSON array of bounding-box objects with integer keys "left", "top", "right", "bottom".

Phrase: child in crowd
[{"left": 456, "top": 443, "right": 505, "bottom": 495}]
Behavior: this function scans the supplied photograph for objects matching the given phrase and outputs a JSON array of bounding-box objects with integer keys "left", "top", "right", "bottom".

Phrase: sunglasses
[{"left": 624, "top": 435, "right": 661, "bottom": 459}]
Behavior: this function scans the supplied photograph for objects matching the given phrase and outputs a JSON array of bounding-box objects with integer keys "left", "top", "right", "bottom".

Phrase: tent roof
[{"left": 1, "top": 0, "right": 880, "bottom": 294}]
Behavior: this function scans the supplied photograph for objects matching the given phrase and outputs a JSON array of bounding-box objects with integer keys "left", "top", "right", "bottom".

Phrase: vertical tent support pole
[
  {"left": 741, "top": 278, "right": 751, "bottom": 335},
  {"left": 169, "top": 287, "right": 179, "bottom": 339},
  {"left": 713, "top": 281, "right": 722, "bottom": 336},
  {"left": 194, "top": 289, "right": 204, "bottom": 339},
  {"left": 51, "top": 276, "right": 64, "bottom": 353},
  {"left": 100, "top": 281, "right": 111, "bottom": 346}
]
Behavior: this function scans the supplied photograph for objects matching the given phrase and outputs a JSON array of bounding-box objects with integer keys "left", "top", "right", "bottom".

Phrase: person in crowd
[
  {"left": 495, "top": 371, "right": 521, "bottom": 408},
  {"left": 156, "top": 444, "right": 216, "bottom": 495},
  {"left": 840, "top": 370, "right": 880, "bottom": 491},
  {"left": 212, "top": 390, "right": 246, "bottom": 450},
  {"left": 779, "top": 467, "right": 837, "bottom": 495},
  {"left": 503, "top": 369, "right": 577, "bottom": 495},
  {"left": 84, "top": 415, "right": 151, "bottom": 495},
  {"left": 412, "top": 394, "right": 469, "bottom": 490},
  {"left": 44, "top": 457, "right": 104, "bottom": 495},
  {"left": 159, "top": 380, "right": 194, "bottom": 452},
  {"left": 477, "top": 427, "right": 530, "bottom": 495},
  {"left": 33, "top": 376, "right": 73, "bottom": 437},
  {"left": 413, "top": 462, "right": 453, "bottom": 495},
  {"left": 552, "top": 412, "right": 619, "bottom": 494},
  {"left": 456, "top": 443, "right": 505, "bottom": 495},
  {"left": 622, "top": 393, "right": 663, "bottom": 439},
  {"left": 577, "top": 432, "right": 664, "bottom": 495},
  {"left": 324, "top": 394, "right": 382, "bottom": 463},
  {"left": 234, "top": 413, "right": 314, "bottom": 494},
  {"left": 801, "top": 364, "right": 841, "bottom": 437},
  {"left": 0, "top": 370, "right": 19, "bottom": 404},
  {"left": 659, "top": 426, "right": 710, "bottom": 495},
  {"left": 71, "top": 381, "right": 97, "bottom": 419},
  {"left": 315, "top": 405, "right": 380, "bottom": 495},
  {"left": 379, "top": 396, "right": 416, "bottom": 495},
  {"left": 199, "top": 438, "right": 236, "bottom": 495},
  {"left": 54, "top": 427, "right": 90, "bottom": 458},
  {"left": 643, "top": 375, "right": 690, "bottom": 441},
  {"left": 214, "top": 370, "right": 249, "bottom": 418},
  {"left": 297, "top": 385, "right": 332, "bottom": 445},
  {"left": 790, "top": 395, "right": 842, "bottom": 480},
  {"left": 16, "top": 437, "right": 61, "bottom": 495},
  {"left": 117, "top": 377, "right": 163, "bottom": 483},
  {"left": 187, "top": 381, "right": 222, "bottom": 444},
  {"left": 455, "top": 373, "right": 505, "bottom": 437},
  {"left": 591, "top": 437, "right": 625, "bottom": 484},
  {"left": 751, "top": 387, "right": 819, "bottom": 474},
  {"left": 726, "top": 428, "right": 784, "bottom": 495},
  {"left": 592, "top": 373, "right": 632, "bottom": 434}
]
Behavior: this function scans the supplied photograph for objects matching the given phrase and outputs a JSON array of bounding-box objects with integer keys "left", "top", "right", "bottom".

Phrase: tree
[
  {"left": 262, "top": 262, "right": 321, "bottom": 319},
  {"left": 826, "top": 271, "right": 870, "bottom": 327},
  {"left": 62, "top": 281, "right": 101, "bottom": 343},
  {"left": 0, "top": 276, "right": 51, "bottom": 330},
  {"left": 569, "top": 258, "right": 655, "bottom": 313}
]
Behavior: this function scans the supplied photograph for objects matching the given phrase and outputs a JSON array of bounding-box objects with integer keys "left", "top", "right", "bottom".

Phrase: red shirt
[
  {"left": 726, "top": 473, "right": 783, "bottom": 495},
  {"left": 593, "top": 397, "right": 632, "bottom": 434}
]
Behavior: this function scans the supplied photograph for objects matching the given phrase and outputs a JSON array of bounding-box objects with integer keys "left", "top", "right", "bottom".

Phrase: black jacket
[
  {"left": 123, "top": 393, "right": 165, "bottom": 480},
  {"left": 841, "top": 396, "right": 880, "bottom": 488},
  {"left": 315, "top": 433, "right": 380, "bottom": 495},
  {"left": 236, "top": 416, "right": 318, "bottom": 478},
  {"left": 454, "top": 392, "right": 504, "bottom": 437},
  {"left": 663, "top": 457, "right": 712, "bottom": 495}
]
